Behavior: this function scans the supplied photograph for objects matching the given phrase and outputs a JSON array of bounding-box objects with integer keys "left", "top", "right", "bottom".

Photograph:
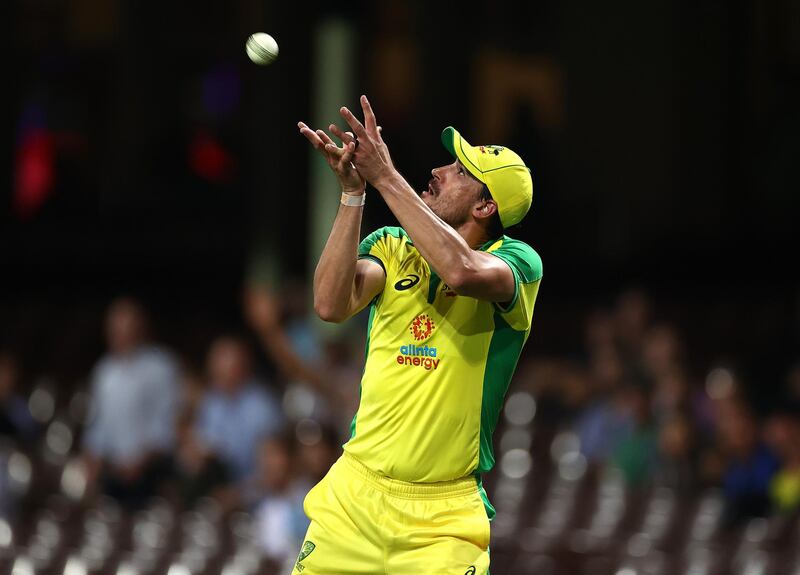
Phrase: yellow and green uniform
[
  {"left": 349, "top": 226, "right": 542, "bottom": 493},
  {"left": 296, "top": 226, "right": 542, "bottom": 575}
]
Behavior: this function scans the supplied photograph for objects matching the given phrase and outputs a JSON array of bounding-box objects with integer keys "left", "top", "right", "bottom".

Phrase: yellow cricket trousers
[{"left": 293, "top": 452, "right": 490, "bottom": 574}]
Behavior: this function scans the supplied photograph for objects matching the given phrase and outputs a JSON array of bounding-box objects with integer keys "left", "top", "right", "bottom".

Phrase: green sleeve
[
  {"left": 358, "top": 226, "right": 406, "bottom": 274},
  {"left": 488, "top": 238, "right": 543, "bottom": 332}
]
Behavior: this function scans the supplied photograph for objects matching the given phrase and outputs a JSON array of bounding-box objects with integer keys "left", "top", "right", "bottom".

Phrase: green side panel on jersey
[
  {"left": 477, "top": 312, "right": 527, "bottom": 518},
  {"left": 427, "top": 272, "right": 441, "bottom": 304},
  {"left": 349, "top": 298, "right": 379, "bottom": 440},
  {"left": 478, "top": 312, "right": 528, "bottom": 475}
]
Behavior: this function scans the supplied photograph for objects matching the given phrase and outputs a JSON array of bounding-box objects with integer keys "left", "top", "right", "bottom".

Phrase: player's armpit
[
  {"left": 446, "top": 251, "right": 516, "bottom": 304},
  {"left": 340, "top": 258, "right": 385, "bottom": 321}
]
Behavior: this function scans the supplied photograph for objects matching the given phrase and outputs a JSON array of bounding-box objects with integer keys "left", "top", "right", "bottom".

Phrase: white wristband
[{"left": 340, "top": 192, "right": 365, "bottom": 207}]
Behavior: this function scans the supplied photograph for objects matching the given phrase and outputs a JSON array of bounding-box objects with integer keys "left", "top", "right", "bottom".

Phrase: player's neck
[{"left": 455, "top": 221, "right": 490, "bottom": 250}]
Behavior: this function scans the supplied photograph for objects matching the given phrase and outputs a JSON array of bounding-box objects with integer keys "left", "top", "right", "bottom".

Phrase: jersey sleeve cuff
[
  {"left": 491, "top": 256, "right": 521, "bottom": 314},
  {"left": 358, "top": 254, "right": 386, "bottom": 275}
]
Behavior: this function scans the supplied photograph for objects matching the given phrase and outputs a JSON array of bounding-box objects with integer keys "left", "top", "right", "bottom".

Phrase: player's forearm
[
  {"left": 313, "top": 199, "right": 364, "bottom": 322},
  {"left": 374, "top": 170, "right": 477, "bottom": 287}
]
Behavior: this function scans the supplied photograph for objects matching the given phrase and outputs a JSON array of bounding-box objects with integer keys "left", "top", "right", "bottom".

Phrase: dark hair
[{"left": 480, "top": 185, "right": 505, "bottom": 240}]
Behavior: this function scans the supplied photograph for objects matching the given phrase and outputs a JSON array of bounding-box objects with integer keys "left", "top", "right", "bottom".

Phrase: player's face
[{"left": 421, "top": 160, "right": 484, "bottom": 228}]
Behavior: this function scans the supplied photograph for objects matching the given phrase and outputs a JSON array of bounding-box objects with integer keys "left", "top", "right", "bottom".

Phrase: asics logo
[{"left": 394, "top": 274, "right": 420, "bottom": 291}]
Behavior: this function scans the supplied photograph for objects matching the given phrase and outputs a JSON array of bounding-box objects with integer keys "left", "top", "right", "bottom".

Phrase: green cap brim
[
  {"left": 441, "top": 126, "right": 485, "bottom": 184},
  {"left": 441, "top": 126, "right": 458, "bottom": 157}
]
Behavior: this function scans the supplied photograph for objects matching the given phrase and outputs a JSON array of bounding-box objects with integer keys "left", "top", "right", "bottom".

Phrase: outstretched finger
[
  {"left": 298, "top": 122, "right": 325, "bottom": 151},
  {"left": 329, "top": 124, "right": 355, "bottom": 144},
  {"left": 339, "top": 106, "right": 368, "bottom": 139},
  {"left": 361, "top": 95, "right": 379, "bottom": 137},
  {"left": 315, "top": 129, "right": 337, "bottom": 148}
]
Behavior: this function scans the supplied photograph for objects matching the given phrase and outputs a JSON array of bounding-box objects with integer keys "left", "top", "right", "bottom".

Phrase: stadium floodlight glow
[
  {"left": 499, "top": 427, "right": 533, "bottom": 453},
  {"left": 8, "top": 452, "right": 32, "bottom": 493},
  {"left": 64, "top": 557, "right": 89, "bottom": 575},
  {"left": 28, "top": 384, "right": 56, "bottom": 423},
  {"left": 504, "top": 391, "right": 537, "bottom": 426},
  {"left": 550, "top": 431, "right": 580, "bottom": 462},
  {"left": 166, "top": 563, "right": 192, "bottom": 575},
  {"left": 46, "top": 420, "right": 74, "bottom": 456},
  {"left": 558, "top": 452, "right": 587, "bottom": 482},
  {"left": 500, "top": 448, "right": 532, "bottom": 479},
  {"left": 0, "top": 519, "right": 12, "bottom": 548}
]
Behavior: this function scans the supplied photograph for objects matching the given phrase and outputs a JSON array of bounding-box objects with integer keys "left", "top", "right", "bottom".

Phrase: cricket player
[{"left": 294, "top": 95, "right": 542, "bottom": 574}]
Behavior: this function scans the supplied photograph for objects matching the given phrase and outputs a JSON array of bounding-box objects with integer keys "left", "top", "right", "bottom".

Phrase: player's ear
[{"left": 473, "top": 199, "right": 498, "bottom": 221}]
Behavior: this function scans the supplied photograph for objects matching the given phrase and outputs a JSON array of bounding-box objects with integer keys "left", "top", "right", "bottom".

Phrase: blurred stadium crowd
[{"left": 0, "top": 286, "right": 798, "bottom": 575}]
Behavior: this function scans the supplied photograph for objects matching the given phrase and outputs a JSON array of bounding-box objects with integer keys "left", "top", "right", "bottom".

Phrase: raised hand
[
  {"left": 298, "top": 121, "right": 365, "bottom": 195},
  {"left": 339, "top": 95, "right": 394, "bottom": 185},
  {"left": 243, "top": 285, "right": 281, "bottom": 333}
]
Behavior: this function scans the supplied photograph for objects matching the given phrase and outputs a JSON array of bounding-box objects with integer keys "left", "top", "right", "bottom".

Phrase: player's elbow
[
  {"left": 443, "top": 265, "right": 477, "bottom": 294},
  {"left": 313, "top": 299, "right": 348, "bottom": 323}
]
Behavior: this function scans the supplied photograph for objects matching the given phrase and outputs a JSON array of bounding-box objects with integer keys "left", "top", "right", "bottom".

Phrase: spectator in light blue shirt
[
  {"left": 197, "top": 335, "right": 284, "bottom": 486},
  {"left": 83, "top": 298, "right": 180, "bottom": 508}
]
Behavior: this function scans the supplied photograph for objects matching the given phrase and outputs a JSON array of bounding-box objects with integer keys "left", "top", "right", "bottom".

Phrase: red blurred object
[
  {"left": 188, "top": 130, "right": 235, "bottom": 183},
  {"left": 14, "top": 129, "right": 55, "bottom": 220}
]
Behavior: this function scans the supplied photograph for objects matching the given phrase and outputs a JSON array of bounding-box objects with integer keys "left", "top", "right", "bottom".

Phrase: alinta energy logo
[{"left": 397, "top": 313, "right": 441, "bottom": 371}]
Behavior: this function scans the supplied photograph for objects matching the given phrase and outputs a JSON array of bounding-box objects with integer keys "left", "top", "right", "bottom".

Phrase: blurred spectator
[
  {"left": 82, "top": 298, "right": 180, "bottom": 509},
  {"left": 584, "top": 309, "right": 617, "bottom": 352},
  {"left": 255, "top": 433, "right": 309, "bottom": 569},
  {"left": 280, "top": 278, "right": 324, "bottom": 367},
  {"left": 609, "top": 385, "right": 657, "bottom": 487},
  {"left": 651, "top": 367, "right": 691, "bottom": 424},
  {"left": 173, "top": 408, "right": 231, "bottom": 511},
  {"left": 588, "top": 345, "right": 625, "bottom": 396},
  {"left": 522, "top": 359, "right": 591, "bottom": 424},
  {"left": 318, "top": 338, "right": 363, "bottom": 434},
  {"left": 641, "top": 324, "right": 684, "bottom": 382},
  {"left": 716, "top": 397, "right": 780, "bottom": 526},
  {"left": 244, "top": 285, "right": 359, "bottom": 429},
  {"left": 0, "top": 351, "right": 37, "bottom": 520},
  {"left": 196, "top": 335, "right": 284, "bottom": 487},
  {"left": 655, "top": 412, "right": 699, "bottom": 492},
  {"left": 764, "top": 402, "right": 800, "bottom": 514},
  {"left": 576, "top": 349, "right": 633, "bottom": 464},
  {"left": 295, "top": 422, "right": 341, "bottom": 487},
  {"left": 0, "top": 352, "right": 38, "bottom": 441},
  {"left": 179, "top": 361, "right": 207, "bottom": 415},
  {"left": 614, "top": 289, "right": 650, "bottom": 360}
]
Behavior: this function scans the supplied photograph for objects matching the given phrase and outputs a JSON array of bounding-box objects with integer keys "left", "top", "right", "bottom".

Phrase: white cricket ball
[{"left": 246, "top": 33, "right": 279, "bottom": 65}]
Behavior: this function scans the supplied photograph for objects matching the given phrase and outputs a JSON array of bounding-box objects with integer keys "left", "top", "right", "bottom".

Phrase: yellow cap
[{"left": 441, "top": 126, "right": 532, "bottom": 228}]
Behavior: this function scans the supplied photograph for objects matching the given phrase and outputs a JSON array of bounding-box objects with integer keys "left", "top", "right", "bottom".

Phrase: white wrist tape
[{"left": 340, "top": 192, "right": 366, "bottom": 207}]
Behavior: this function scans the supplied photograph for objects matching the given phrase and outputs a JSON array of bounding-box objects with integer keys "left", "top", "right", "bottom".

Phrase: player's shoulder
[
  {"left": 362, "top": 226, "right": 410, "bottom": 243},
  {"left": 359, "top": 226, "right": 413, "bottom": 255},
  {"left": 486, "top": 235, "right": 543, "bottom": 283}
]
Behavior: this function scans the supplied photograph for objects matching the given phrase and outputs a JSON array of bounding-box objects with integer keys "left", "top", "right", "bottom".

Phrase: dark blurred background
[
  {"left": 3, "top": 1, "right": 800, "bottom": 574},
  {"left": 5, "top": 0, "right": 799, "bottom": 383}
]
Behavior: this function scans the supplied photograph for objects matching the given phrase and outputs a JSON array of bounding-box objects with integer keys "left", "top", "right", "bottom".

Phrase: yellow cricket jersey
[{"left": 344, "top": 226, "right": 542, "bottom": 502}]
